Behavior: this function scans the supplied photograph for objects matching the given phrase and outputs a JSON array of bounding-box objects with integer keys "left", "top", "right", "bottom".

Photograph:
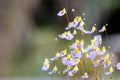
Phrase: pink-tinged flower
[
  {"left": 69, "top": 43, "right": 76, "bottom": 49},
  {"left": 101, "top": 55, "right": 111, "bottom": 69},
  {"left": 65, "top": 17, "right": 80, "bottom": 30},
  {"left": 57, "top": 8, "right": 66, "bottom": 17},
  {"left": 77, "top": 21, "right": 85, "bottom": 30},
  {"left": 82, "top": 72, "right": 89, "bottom": 79},
  {"left": 81, "top": 26, "right": 96, "bottom": 34},
  {"left": 69, "top": 40, "right": 84, "bottom": 49},
  {"left": 50, "top": 52, "right": 60, "bottom": 61},
  {"left": 42, "top": 58, "right": 50, "bottom": 71},
  {"left": 104, "top": 72, "right": 112, "bottom": 75},
  {"left": 65, "top": 21, "right": 79, "bottom": 30},
  {"left": 67, "top": 71, "right": 74, "bottom": 76},
  {"left": 99, "top": 26, "right": 106, "bottom": 32},
  {"left": 84, "top": 45, "right": 93, "bottom": 53},
  {"left": 48, "top": 65, "right": 58, "bottom": 75},
  {"left": 93, "top": 59, "right": 100, "bottom": 67},
  {"left": 62, "top": 55, "right": 78, "bottom": 66},
  {"left": 65, "top": 22, "right": 78, "bottom": 30},
  {"left": 116, "top": 62, "right": 120, "bottom": 70},
  {"left": 105, "top": 67, "right": 114, "bottom": 76},
  {"left": 58, "top": 31, "right": 74, "bottom": 40},
  {"left": 63, "top": 66, "right": 71, "bottom": 73},
  {"left": 89, "top": 51, "right": 97, "bottom": 60},
  {"left": 103, "top": 61, "right": 111, "bottom": 69},
  {"left": 93, "top": 47, "right": 106, "bottom": 56},
  {"left": 67, "top": 65, "right": 79, "bottom": 76},
  {"left": 70, "top": 48, "right": 82, "bottom": 58},
  {"left": 59, "top": 49, "right": 67, "bottom": 57},
  {"left": 94, "top": 35, "right": 102, "bottom": 46},
  {"left": 97, "top": 47, "right": 106, "bottom": 55},
  {"left": 62, "top": 55, "right": 73, "bottom": 66},
  {"left": 65, "top": 23, "right": 72, "bottom": 30},
  {"left": 91, "top": 35, "right": 102, "bottom": 48},
  {"left": 50, "top": 50, "right": 67, "bottom": 61},
  {"left": 82, "top": 30, "right": 91, "bottom": 34}
]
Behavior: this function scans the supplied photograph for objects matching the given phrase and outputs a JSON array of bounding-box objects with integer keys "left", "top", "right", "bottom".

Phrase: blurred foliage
[{"left": 10, "top": 24, "right": 61, "bottom": 76}]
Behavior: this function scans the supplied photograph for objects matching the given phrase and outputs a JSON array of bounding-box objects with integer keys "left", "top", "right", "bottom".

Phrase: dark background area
[{"left": 34, "top": 0, "right": 120, "bottom": 35}]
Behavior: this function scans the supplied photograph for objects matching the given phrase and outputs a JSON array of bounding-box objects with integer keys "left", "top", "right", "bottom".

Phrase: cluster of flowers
[{"left": 42, "top": 8, "right": 120, "bottom": 79}]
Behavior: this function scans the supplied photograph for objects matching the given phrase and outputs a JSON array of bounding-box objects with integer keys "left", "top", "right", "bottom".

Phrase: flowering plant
[{"left": 41, "top": 6, "right": 120, "bottom": 80}]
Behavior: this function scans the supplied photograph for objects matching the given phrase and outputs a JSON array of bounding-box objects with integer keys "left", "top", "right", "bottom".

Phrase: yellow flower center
[
  {"left": 73, "top": 65, "right": 79, "bottom": 71},
  {"left": 55, "top": 52, "right": 60, "bottom": 57},
  {"left": 62, "top": 8, "right": 66, "bottom": 13},
  {"left": 74, "top": 48, "right": 79, "bottom": 53},
  {"left": 62, "top": 49, "right": 67, "bottom": 54},
  {"left": 84, "top": 72, "right": 88, "bottom": 76},
  {"left": 67, "top": 55, "right": 72, "bottom": 60},
  {"left": 109, "top": 67, "right": 114, "bottom": 73}
]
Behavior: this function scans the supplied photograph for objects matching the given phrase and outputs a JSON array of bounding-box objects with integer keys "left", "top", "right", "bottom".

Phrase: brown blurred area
[{"left": 0, "top": 0, "right": 40, "bottom": 76}]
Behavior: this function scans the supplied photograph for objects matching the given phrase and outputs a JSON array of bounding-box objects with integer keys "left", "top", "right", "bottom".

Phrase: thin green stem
[{"left": 65, "top": 0, "right": 69, "bottom": 24}]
